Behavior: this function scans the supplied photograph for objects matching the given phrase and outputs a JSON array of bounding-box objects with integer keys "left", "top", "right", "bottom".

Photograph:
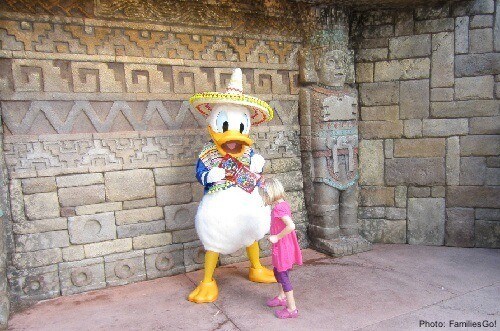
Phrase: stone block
[
  {"left": 455, "top": 17, "right": 469, "bottom": 54},
  {"left": 415, "top": 18, "right": 454, "bottom": 33},
  {"left": 359, "top": 121, "right": 404, "bottom": 139},
  {"left": 469, "top": 28, "right": 494, "bottom": 53},
  {"left": 24, "top": 192, "right": 60, "bottom": 220},
  {"left": 122, "top": 198, "right": 157, "bottom": 210},
  {"left": 408, "top": 198, "right": 445, "bottom": 245},
  {"left": 75, "top": 202, "right": 122, "bottom": 215},
  {"left": 287, "top": 191, "right": 306, "bottom": 213},
  {"left": 359, "top": 82, "right": 399, "bottom": 106},
  {"left": 469, "top": 116, "right": 500, "bottom": 134},
  {"left": 445, "top": 208, "right": 475, "bottom": 247},
  {"left": 153, "top": 167, "right": 196, "bottom": 185},
  {"left": 385, "top": 139, "right": 393, "bottom": 159},
  {"left": 164, "top": 202, "right": 198, "bottom": 231},
  {"left": 156, "top": 183, "right": 192, "bottom": 206},
  {"left": 395, "top": 186, "right": 407, "bottom": 207},
  {"left": 105, "top": 169, "right": 155, "bottom": 201},
  {"left": 470, "top": 15, "right": 494, "bottom": 28},
  {"left": 115, "top": 207, "right": 164, "bottom": 225},
  {"left": 359, "top": 140, "right": 384, "bottom": 185},
  {"left": 453, "top": 0, "right": 495, "bottom": 16},
  {"left": 15, "top": 231, "right": 69, "bottom": 252},
  {"left": 422, "top": 119, "right": 469, "bottom": 137},
  {"left": 219, "top": 248, "right": 247, "bottom": 266},
  {"left": 403, "top": 120, "right": 423, "bottom": 138},
  {"left": 431, "top": 32, "right": 455, "bottom": 88},
  {"left": 386, "top": 207, "right": 406, "bottom": 220},
  {"left": 448, "top": 186, "right": 500, "bottom": 208},
  {"left": 455, "top": 75, "right": 495, "bottom": 100},
  {"left": 431, "top": 186, "right": 446, "bottom": 198},
  {"left": 145, "top": 244, "right": 185, "bottom": 279},
  {"left": 10, "top": 180, "right": 27, "bottom": 223},
  {"left": 183, "top": 240, "right": 205, "bottom": 272},
  {"left": 104, "top": 251, "right": 146, "bottom": 287},
  {"left": 12, "top": 217, "right": 67, "bottom": 235},
  {"left": 415, "top": 4, "right": 450, "bottom": 20},
  {"left": 59, "top": 258, "right": 106, "bottom": 295},
  {"left": 271, "top": 157, "right": 302, "bottom": 173},
  {"left": 400, "top": 80, "right": 430, "bottom": 119},
  {"left": 21, "top": 177, "right": 56, "bottom": 194},
  {"left": 191, "top": 183, "right": 204, "bottom": 202},
  {"left": 430, "top": 88, "right": 454, "bottom": 101},
  {"left": 485, "top": 168, "right": 500, "bottom": 185},
  {"left": 60, "top": 207, "right": 76, "bottom": 217},
  {"left": 395, "top": 11, "right": 414, "bottom": 36},
  {"left": 172, "top": 228, "right": 198, "bottom": 243},
  {"left": 133, "top": 233, "right": 172, "bottom": 250},
  {"left": 460, "top": 157, "right": 487, "bottom": 185},
  {"left": 408, "top": 186, "right": 431, "bottom": 198},
  {"left": 84, "top": 239, "right": 132, "bottom": 258},
  {"left": 431, "top": 100, "right": 499, "bottom": 118},
  {"left": 460, "top": 135, "right": 500, "bottom": 156},
  {"left": 358, "top": 219, "right": 406, "bottom": 243},
  {"left": 68, "top": 212, "right": 117, "bottom": 244},
  {"left": 374, "top": 58, "right": 430, "bottom": 81},
  {"left": 360, "top": 186, "right": 394, "bottom": 207},
  {"left": 8, "top": 265, "right": 59, "bottom": 302},
  {"left": 387, "top": 157, "right": 445, "bottom": 186},
  {"left": 393, "top": 138, "right": 445, "bottom": 157},
  {"left": 455, "top": 53, "right": 500, "bottom": 77},
  {"left": 356, "top": 48, "right": 388, "bottom": 62},
  {"left": 486, "top": 156, "right": 500, "bottom": 167},
  {"left": 56, "top": 173, "right": 104, "bottom": 188},
  {"left": 271, "top": 171, "right": 303, "bottom": 191},
  {"left": 362, "top": 25, "right": 394, "bottom": 39},
  {"left": 62, "top": 245, "right": 85, "bottom": 262},
  {"left": 445, "top": 150, "right": 466, "bottom": 188},
  {"left": 355, "top": 62, "right": 374, "bottom": 83},
  {"left": 117, "top": 220, "right": 165, "bottom": 238},
  {"left": 359, "top": 207, "right": 386, "bottom": 219},
  {"left": 12, "top": 248, "right": 62, "bottom": 269},
  {"left": 58, "top": 185, "right": 105, "bottom": 207},
  {"left": 476, "top": 208, "right": 500, "bottom": 221},
  {"left": 475, "top": 220, "right": 500, "bottom": 248},
  {"left": 495, "top": 0, "right": 500, "bottom": 51},
  {"left": 360, "top": 105, "right": 399, "bottom": 121},
  {"left": 389, "top": 35, "right": 431, "bottom": 59}
]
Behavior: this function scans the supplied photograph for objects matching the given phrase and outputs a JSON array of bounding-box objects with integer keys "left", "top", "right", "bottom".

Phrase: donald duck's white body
[{"left": 196, "top": 185, "right": 270, "bottom": 255}]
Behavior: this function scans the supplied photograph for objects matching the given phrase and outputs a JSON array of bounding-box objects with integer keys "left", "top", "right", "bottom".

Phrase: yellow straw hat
[{"left": 189, "top": 68, "right": 274, "bottom": 125}]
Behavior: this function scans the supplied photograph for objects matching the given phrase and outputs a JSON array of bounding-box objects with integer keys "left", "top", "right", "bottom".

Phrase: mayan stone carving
[{"left": 299, "top": 6, "right": 371, "bottom": 257}]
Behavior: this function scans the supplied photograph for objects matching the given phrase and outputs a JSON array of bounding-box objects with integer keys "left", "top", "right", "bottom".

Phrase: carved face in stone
[
  {"left": 321, "top": 94, "right": 358, "bottom": 121},
  {"left": 314, "top": 49, "right": 354, "bottom": 87}
]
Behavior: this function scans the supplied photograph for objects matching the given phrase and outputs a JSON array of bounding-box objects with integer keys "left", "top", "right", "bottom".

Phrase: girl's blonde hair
[{"left": 258, "top": 177, "right": 285, "bottom": 206}]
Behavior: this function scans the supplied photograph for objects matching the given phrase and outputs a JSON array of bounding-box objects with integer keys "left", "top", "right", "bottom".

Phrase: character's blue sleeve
[{"left": 195, "top": 159, "right": 210, "bottom": 187}]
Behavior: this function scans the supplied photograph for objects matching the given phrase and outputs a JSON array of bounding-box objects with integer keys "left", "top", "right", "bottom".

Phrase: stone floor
[{"left": 8, "top": 244, "right": 500, "bottom": 331}]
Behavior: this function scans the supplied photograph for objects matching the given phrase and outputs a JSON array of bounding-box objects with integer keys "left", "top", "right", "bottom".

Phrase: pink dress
[{"left": 270, "top": 201, "right": 303, "bottom": 272}]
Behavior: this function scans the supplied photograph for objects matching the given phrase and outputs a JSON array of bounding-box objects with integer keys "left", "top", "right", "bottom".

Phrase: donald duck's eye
[
  {"left": 239, "top": 123, "right": 244, "bottom": 133},
  {"left": 215, "top": 111, "right": 229, "bottom": 133}
]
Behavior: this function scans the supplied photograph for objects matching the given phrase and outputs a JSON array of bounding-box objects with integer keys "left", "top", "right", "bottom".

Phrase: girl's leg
[
  {"left": 277, "top": 270, "right": 297, "bottom": 311},
  {"left": 273, "top": 268, "right": 286, "bottom": 299}
]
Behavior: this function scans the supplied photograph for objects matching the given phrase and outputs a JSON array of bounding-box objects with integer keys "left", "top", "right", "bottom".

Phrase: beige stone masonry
[{"left": 393, "top": 138, "right": 446, "bottom": 157}]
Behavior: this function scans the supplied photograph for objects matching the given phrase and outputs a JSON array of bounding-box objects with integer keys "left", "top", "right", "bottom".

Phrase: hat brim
[{"left": 189, "top": 92, "right": 274, "bottom": 125}]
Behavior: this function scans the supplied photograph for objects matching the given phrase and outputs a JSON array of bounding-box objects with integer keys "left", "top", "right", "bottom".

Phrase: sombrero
[{"left": 189, "top": 68, "right": 274, "bottom": 125}]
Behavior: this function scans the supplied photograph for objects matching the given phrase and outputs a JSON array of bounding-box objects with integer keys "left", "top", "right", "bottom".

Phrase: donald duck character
[{"left": 188, "top": 68, "right": 276, "bottom": 303}]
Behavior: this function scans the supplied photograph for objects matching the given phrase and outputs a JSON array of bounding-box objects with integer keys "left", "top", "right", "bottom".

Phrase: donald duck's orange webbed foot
[
  {"left": 188, "top": 279, "right": 218, "bottom": 303},
  {"left": 249, "top": 266, "right": 277, "bottom": 283}
]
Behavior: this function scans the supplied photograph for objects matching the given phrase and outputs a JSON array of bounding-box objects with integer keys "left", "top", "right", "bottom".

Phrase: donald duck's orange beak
[{"left": 208, "top": 126, "right": 253, "bottom": 158}]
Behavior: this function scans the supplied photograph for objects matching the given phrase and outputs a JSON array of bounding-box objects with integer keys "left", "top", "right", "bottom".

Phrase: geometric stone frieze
[{"left": 4, "top": 126, "right": 301, "bottom": 178}]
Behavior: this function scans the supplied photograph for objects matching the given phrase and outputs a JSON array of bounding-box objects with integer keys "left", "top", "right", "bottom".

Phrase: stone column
[
  {"left": 299, "top": 5, "right": 371, "bottom": 257},
  {"left": 0, "top": 116, "right": 10, "bottom": 328}
]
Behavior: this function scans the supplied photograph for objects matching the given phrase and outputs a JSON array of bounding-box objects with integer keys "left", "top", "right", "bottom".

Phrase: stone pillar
[
  {"left": 299, "top": 5, "right": 371, "bottom": 257},
  {"left": 0, "top": 116, "right": 10, "bottom": 328}
]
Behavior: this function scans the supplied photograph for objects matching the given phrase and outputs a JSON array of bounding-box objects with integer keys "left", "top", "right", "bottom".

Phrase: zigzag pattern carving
[{"left": 2, "top": 100, "right": 298, "bottom": 135}]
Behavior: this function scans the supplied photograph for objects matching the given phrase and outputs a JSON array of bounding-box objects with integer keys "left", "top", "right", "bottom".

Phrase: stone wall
[
  {"left": 0, "top": 0, "right": 307, "bottom": 309},
  {"left": 352, "top": 0, "right": 499, "bottom": 248}
]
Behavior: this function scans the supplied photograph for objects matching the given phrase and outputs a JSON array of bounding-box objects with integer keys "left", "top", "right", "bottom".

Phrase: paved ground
[{"left": 8, "top": 244, "right": 500, "bottom": 331}]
